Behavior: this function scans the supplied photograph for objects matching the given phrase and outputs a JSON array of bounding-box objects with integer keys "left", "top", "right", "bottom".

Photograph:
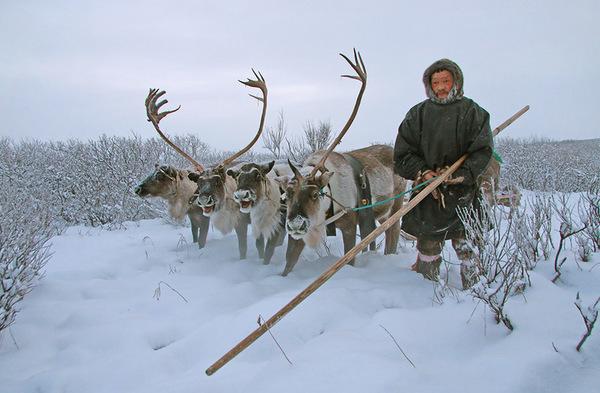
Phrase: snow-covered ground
[{"left": 1, "top": 214, "right": 599, "bottom": 393}]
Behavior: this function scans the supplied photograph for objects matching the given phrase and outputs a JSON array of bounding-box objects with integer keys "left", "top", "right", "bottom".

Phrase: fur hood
[{"left": 423, "top": 58, "right": 464, "bottom": 104}]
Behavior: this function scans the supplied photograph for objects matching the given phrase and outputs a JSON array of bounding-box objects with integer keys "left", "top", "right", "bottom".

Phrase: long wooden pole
[{"left": 205, "top": 105, "right": 529, "bottom": 376}]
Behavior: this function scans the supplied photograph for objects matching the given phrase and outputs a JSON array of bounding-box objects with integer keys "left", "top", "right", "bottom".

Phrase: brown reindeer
[
  {"left": 280, "top": 146, "right": 407, "bottom": 275},
  {"left": 135, "top": 165, "right": 210, "bottom": 247},
  {"left": 274, "top": 49, "right": 406, "bottom": 275},
  {"left": 144, "top": 70, "right": 268, "bottom": 259}
]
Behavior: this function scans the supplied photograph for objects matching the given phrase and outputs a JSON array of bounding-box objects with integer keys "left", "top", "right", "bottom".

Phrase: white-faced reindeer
[
  {"left": 276, "top": 50, "right": 407, "bottom": 276},
  {"left": 226, "top": 161, "right": 292, "bottom": 264},
  {"left": 281, "top": 146, "right": 407, "bottom": 276},
  {"left": 144, "top": 70, "right": 268, "bottom": 259},
  {"left": 135, "top": 165, "right": 210, "bottom": 247}
]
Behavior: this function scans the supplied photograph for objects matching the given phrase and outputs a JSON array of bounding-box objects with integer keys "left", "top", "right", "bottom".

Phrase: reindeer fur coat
[{"left": 394, "top": 59, "right": 493, "bottom": 241}]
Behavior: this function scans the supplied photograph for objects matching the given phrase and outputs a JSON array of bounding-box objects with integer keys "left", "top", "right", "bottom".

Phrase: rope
[
  {"left": 352, "top": 177, "right": 435, "bottom": 212},
  {"left": 322, "top": 149, "right": 503, "bottom": 214},
  {"left": 315, "top": 176, "right": 440, "bottom": 229},
  {"left": 492, "top": 149, "right": 503, "bottom": 164}
]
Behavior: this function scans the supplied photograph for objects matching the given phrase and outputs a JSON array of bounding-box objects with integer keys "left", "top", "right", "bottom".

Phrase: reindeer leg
[
  {"left": 256, "top": 235, "right": 265, "bottom": 259},
  {"left": 263, "top": 224, "right": 285, "bottom": 264},
  {"left": 263, "top": 234, "right": 278, "bottom": 265},
  {"left": 383, "top": 198, "right": 402, "bottom": 255},
  {"left": 235, "top": 221, "right": 248, "bottom": 260},
  {"left": 341, "top": 225, "right": 358, "bottom": 266},
  {"left": 283, "top": 236, "right": 305, "bottom": 276},
  {"left": 190, "top": 217, "right": 199, "bottom": 243},
  {"left": 276, "top": 211, "right": 286, "bottom": 247},
  {"left": 197, "top": 215, "right": 210, "bottom": 249}
]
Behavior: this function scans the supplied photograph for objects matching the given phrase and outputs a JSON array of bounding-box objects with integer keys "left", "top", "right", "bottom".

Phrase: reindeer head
[
  {"left": 144, "top": 69, "right": 268, "bottom": 213},
  {"left": 227, "top": 161, "right": 275, "bottom": 213},
  {"left": 279, "top": 160, "right": 333, "bottom": 240},
  {"left": 188, "top": 166, "right": 230, "bottom": 217},
  {"left": 135, "top": 165, "right": 182, "bottom": 198}
]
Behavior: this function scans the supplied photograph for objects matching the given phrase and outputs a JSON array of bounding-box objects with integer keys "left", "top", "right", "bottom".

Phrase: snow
[{"left": 1, "top": 215, "right": 599, "bottom": 393}]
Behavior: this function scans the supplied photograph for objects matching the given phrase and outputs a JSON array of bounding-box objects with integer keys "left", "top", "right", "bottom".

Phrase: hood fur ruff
[{"left": 423, "top": 58, "right": 464, "bottom": 104}]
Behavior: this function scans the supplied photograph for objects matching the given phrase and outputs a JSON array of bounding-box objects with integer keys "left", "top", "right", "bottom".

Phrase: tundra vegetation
[{"left": 0, "top": 134, "right": 598, "bottom": 338}]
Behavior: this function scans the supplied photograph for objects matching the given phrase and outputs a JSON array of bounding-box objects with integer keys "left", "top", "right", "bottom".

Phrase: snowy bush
[
  {"left": 512, "top": 194, "right": 553, "bottom": 268},
  {"left": 458, "top": 197, "right": 529, "bottom": 331},
  {"left": 0, "top": 188, "right": 54, "bottom": 334},
  {"left": 262, "top": 110, "right": 287, "bottom": 159},
  {"left": 282, "top": 119, "right": 333, "bottom": 163},
  {"left": 0, "top": 135, "right": 273, "bottom": 229},
  {"left": 574, "top": 293, "right": 600, "bottom": 351},
  {"left": 496, "top": 137, "right": 599, "bottom": 192},
  {"left": 577, "top": 177, "right": 600, "bottom": 253}
]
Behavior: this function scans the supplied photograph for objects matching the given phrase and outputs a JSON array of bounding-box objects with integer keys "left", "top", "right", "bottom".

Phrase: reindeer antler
[
  {"left": 221, "top": 69, "right": 268, "bottom": 167},
  {"left": 308, "top": 49, "right": 367, "bottom": 178},
  {"left": 145, "top": 88, "right": 205, "bottom": 172}
]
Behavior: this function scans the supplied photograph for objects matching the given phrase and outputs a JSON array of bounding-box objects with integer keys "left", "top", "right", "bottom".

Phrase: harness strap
[
  {"left": 324, "top": 184, "right": 337, "bottom": 236},
  {"left": 343, "top": 153, "right": 377, "bottom": 251}
]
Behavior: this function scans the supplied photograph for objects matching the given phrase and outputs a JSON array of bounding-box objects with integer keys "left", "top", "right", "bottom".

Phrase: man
[{"left": 394, "top": 58, "right": 493, "bottom": 289}]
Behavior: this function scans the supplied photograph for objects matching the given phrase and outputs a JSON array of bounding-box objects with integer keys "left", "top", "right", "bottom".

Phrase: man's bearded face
[{"left": 431, "top": 70, "right": 454, "bottom": 100}]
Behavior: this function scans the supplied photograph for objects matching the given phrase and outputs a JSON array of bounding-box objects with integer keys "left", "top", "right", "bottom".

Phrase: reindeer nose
[
  {"left": 234, "top": 190, "right": 251, "bottom": 201},
  {"left": 197, "top": 194, "right": 213, "bottom": 206},
  {"left": 287, "top": 216, "right": 308, "bottom": 232}
]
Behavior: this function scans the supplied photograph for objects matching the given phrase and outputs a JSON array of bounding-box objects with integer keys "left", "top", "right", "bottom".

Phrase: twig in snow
[
  {"left": 258, "top": 315, "right": 293, "bottom": 366},
  {"left": 153, "top": 281, "right": 189, "bottom": 303},
  {"left": 552, "top": 223, "right": 587, "bottom": 283},
  {"left": 9, "top": 328, "right": 20, "bottom": 350},
  {"left": 467, "top": 299, "right": 482, "bottom": 325},
  {"left": 379, "top": 324, "right": 416, "bottom": 368},
  {"left": 574, "top": 293, "right": 600, "bottom": 352}
]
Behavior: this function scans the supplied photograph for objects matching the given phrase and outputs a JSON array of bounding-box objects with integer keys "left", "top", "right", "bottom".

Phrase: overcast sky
[{"left": 1, "top": 0, "right": 598, "bottom": 152}]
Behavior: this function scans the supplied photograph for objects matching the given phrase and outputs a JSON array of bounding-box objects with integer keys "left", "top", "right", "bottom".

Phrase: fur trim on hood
[{"left": 423, "top": 58, "right": 464, "bottom": 104}]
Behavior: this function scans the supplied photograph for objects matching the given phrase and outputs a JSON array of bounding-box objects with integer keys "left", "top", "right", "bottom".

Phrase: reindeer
[
  {"left": 144, "top": 70, "right": 268, "bottom": 259},
  {"left": 226, "top": 161, "right": 292, "bottom": 264},
  {"left": 273, "top": 50, "right": 407, "bottom": 276},
  {"left": 134, "top": 165, "right": 210, "bottom": 247},
  {"left": 281, "top": 146, "right": 407, "bottom": 276}
]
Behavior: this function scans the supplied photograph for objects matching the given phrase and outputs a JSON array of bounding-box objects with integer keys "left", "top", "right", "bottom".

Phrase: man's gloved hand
[
  {"left": 437, "top": 166, "right": 465, "bottom": 185},
  {"left": 414, "top": 169, "right": 443, "bottom": 202}
]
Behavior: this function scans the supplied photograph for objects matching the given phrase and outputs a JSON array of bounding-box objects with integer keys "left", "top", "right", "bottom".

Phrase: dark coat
[{"left": 394, "top": 69, "right": 493, "bottom": 240}]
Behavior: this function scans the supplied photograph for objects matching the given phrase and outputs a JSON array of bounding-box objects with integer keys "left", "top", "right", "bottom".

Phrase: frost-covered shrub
[
  {"left": 283, "top": 119, "right": 333, "bottom": 163},
  {"left": 511, "top": 194, "right": 553, "bottom": 267},
  {"left": 496, "top": 137, "right": 599, "bottom": 192},
  {"left": 0, "top": 135, "right": 273, "bottom": 229},
  {"left": 551, "top": 194, "right": 590, "bottom": 281},
  {"left": 458, "top": 198, "right": 529, "bottom": 331},
  {"left": 574, "top": 293, "right": 600, "bottom": 351},
  {"left": 577, "top": 177, "right": 600, "bottom": 252},
  {"left": 0, "top": 187, "right": 54, "bottom": 334}
]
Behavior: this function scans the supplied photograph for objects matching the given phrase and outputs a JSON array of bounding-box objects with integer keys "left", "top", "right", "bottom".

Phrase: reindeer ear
[
  {"left": 274, "top": 175, "right": 290, "bottom": 189},
  {"left": 261, "top": 161, "right": 275, "bottom": 175},
  {"left": 316, "top": 171, "right": 334, "bottom": 189},
  {"left": 288, "top": 159, "right": 303, "bottom": 180},
  {"left": 165, "top": 166, "right": 176, "bottom": 177},
  {"left": 188, "top": 172, "right": 200, "bottom": 182},
  {"left": 226, "top": 169, "right": 239, "bottom": 179}
]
